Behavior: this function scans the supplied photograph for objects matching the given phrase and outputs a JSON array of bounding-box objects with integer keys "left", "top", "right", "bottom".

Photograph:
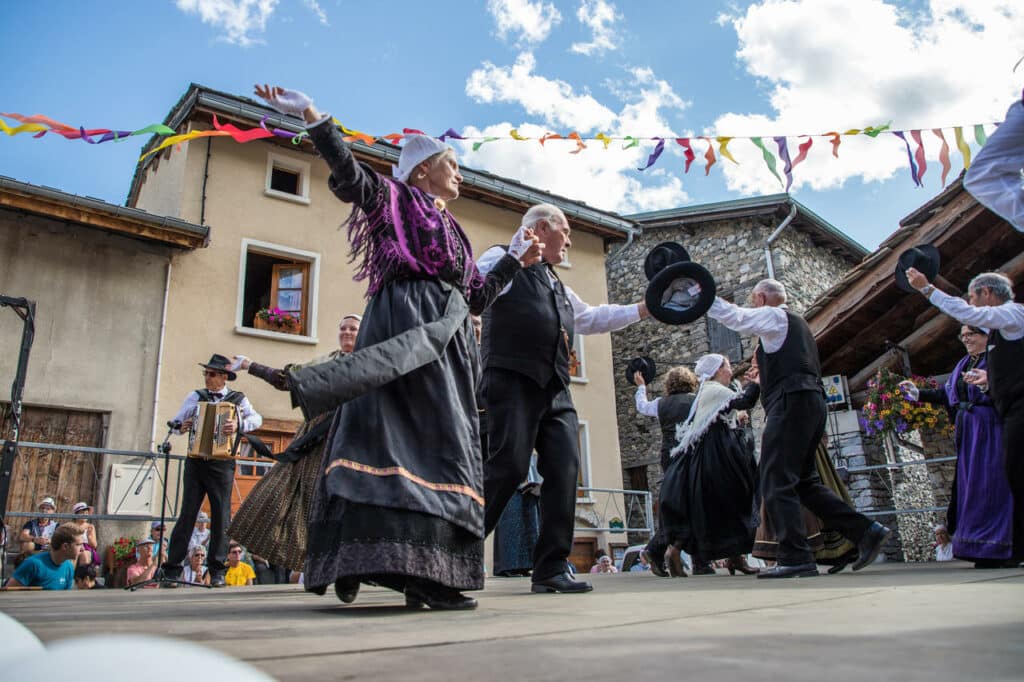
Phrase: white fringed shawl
[{"left": 670, "top": 380, "right": 740, "bottom": 458}]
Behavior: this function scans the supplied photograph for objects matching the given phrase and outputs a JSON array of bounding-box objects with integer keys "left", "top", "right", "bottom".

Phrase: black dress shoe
[
  {"left": 852, "top": 522, "right": 892, "bottom": 571},
  {"left": 692, "top": 561, "right": 716, "bottom": 575},
  {"left": 210, "top": 572, "right": 227, "bottom": 588},
  {"left": 404, "top": 584, "right": 478, "bottom": 610},
  {"left": 334, "top": 578, "right": 360, "bottom": 603},
  {"left": 756, "top": 562, "right": 819, "bottom": 579},
  {"left": 531, "top": 572, "right": 593, "bottom": 593},
  {"left": 643, "top": 550, "right": 669, "bottom": 578}
]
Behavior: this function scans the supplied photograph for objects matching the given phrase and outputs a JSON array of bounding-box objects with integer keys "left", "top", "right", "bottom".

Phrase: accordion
[{"left": 187, "top": 401, "right": 239, "bottom": 459}]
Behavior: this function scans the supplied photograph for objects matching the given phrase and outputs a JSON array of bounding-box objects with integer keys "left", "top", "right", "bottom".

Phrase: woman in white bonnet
[{"left": 658, "top": 353, "right": 761, "bottom": 576}]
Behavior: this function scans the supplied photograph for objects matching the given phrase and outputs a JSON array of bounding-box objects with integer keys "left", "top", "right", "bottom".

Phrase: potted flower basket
[
  {"left": 253, "top": 307, "right": 302, "bottom": 335},
  {"left": 106, "top": 536, "right": 138, "bottom": 588}
]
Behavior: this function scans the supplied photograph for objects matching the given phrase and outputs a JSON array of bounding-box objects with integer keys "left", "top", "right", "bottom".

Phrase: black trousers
[
  {"left": 164, "top": 458, "right": 235, "bottom": 575},
  {"left": 1002, "top": 409, "right": 1024, "bottom": 560},
  {"left": 760, "top": 390, "right": 872, "bottom": 565},
  {"left": 483, "top": 369, "right": 579, "bottom": 582}
]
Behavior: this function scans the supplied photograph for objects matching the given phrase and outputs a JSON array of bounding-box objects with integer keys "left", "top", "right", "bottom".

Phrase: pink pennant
[
  {"left": 932, "top": 129, "right": 951, "bottom": 186},
  {"left": 910, "top": 130, "right": 927, "bottom": 183},
  {"left": 701, "top": 137, "right": 716, "bottom": 176},
  {"left": 675, "top": 138, "right": 696, "bottom": 173}
]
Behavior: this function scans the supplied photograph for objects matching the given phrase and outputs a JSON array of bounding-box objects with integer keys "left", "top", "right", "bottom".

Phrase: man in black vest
[
  {"left": 908, "top": 268, "right": 1024, "bottom": 562},
  {"left": 163, "top": 354, "right": 262, "bottom": 587},
  {"left": 478, "top": 203, "right": 649, "bottom": 593},
  {"left": 707, "top": 279, "right": 890, "bottom": 578}
]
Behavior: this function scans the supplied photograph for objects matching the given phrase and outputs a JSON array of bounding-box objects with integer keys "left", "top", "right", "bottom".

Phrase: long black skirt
[
  {"left": 304, "top": 279, "right": 485, "bottom": 593},
  {"left": 659, "top": 423, "right": 759, "bottom": 561}
]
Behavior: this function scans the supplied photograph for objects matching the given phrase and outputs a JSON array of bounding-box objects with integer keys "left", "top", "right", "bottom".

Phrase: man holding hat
[
  {"left": 18, "top": 496, "right": 57, "bottom": 556},
  {"left": 907, "top": 267, "right": 1024, "bottom": 563},
  {"left": 706, "top": 279, "right": 890, "bottom": 578},
  {"left": 163, "top": 354, "right": 262, "bottom": 587},
  {"left": 477, "top": 203, "right": 650, "bottom": 594}
]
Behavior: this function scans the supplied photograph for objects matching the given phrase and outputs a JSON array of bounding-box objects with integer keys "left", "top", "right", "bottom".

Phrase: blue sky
[{"left": 1, "top": 0, "right": 1021, "bottom": 250}]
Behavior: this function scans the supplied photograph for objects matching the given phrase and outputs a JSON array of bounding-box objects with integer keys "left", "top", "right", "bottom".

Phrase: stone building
[{"left": 605, "top": 195, "right": 867, "bottom": 512}]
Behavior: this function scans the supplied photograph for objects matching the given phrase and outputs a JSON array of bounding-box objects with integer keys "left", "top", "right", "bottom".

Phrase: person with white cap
[
  {"left": 706, "top": 279, "right": 890, "bottom": 578},
  {"left": 253, "top": 84, "right": 543, "bottom": 610},
  {"left": 18, "top": 496, "right": 57, "bottom": 557},
  {"left": 126, "top": 538, "right": 160, "bottom": 589},
  {"left": 70, "top": 502, "right": 99, "bottom": 567},
  {"left": 226, "top": 313, "right": 364, "bottom": 592},
  {"left": 657, "top": 354, "right": 761, "bottom": 577}
]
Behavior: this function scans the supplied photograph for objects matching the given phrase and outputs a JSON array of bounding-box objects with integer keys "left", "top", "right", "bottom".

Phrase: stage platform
[{"left": 3, "top": 561, "right": 1022, "bottom": 680}]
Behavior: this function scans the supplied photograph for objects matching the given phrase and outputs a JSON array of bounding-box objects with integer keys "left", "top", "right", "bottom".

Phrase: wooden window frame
[
  {"left": 235, "top": 238, "right": 321, "bottom": 345},
  {"left": 269, "top": 262, "right": 311, "bottom": 335}
]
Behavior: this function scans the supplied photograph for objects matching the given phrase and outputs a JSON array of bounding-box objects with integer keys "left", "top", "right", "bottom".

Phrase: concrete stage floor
[{"left": 3, "top": 561, "right": 1022, "bottom": 680}]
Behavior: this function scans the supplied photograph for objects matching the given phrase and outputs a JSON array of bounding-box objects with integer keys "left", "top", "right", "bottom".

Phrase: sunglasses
[{"left": 203, "top": 370, "right": 226, "bottom": 378}]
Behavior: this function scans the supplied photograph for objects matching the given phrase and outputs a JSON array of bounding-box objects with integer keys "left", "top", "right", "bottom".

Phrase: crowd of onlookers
[{"left": 1, "top": 495, "right": 295, "bottom": 591}]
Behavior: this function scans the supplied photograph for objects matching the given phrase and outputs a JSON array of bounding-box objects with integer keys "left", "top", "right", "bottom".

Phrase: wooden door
[
  {"left": 208, "top": 418, "right": 301, "bottom": 516},
  {"left": 569, "top": 537, "right": 597, "bottom": 575},
  {"left": 1, "top": 403, "right": 105, "bottom": 519}
]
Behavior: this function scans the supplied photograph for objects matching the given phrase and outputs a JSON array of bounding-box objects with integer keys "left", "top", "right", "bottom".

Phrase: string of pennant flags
[{"left": 0, "top": 110, "right": 999, "bottom": 190}]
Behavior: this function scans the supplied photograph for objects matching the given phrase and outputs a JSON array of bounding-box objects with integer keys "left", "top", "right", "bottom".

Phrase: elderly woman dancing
[
  {"left": 658, "top": 354, "right": 761, "bottom": 576},
  {"left": 254, "top": 85, "right": 541, "bottom": 609},
  {"left": 901, "top": 325, "right": 1015, "bottom": 568}
]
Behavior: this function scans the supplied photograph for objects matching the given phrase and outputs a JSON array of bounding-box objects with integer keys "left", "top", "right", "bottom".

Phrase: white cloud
[
  {"left": 570, "top": 0, "right": 620, "bottom": 56},
  {"left": 302, "top": 0, "right": 328, "bottom": 25},
  {"left": 487, "top": 0, "right": 562, "bottom": 45},
  {"left": 461, "top": 59, "right": 691, "bottom": 213},
  {"left": 466, "top": 52, "right": 617, "bottom": 131},
  {"left": 175, "top": 0, "right": 278, "bottom": 46},
  {"left": 714, "top": 0, "right": 1024, "bottom": 195}
]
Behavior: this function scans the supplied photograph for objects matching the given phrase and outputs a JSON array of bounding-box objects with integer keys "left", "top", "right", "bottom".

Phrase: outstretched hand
[
  {"left": 633, "top": 370, "right": 646, "bottom": 387},
  {"left": 743, "top": 366, "right": 759, "bottom": 384},
  {"left": 254, "top": 84, "right": 318, "bottom": 122},
  {"left": 905, "top": 267, "right": 929, "bottom": 291},
  {"left": 511, "top": 226, "right": 544, "bottom": 267}
]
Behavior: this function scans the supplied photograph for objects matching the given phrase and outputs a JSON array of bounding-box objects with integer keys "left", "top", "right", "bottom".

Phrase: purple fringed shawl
[
  {"left": 344, "top": 176, "right": 485, "bottom": 298},
  {"left": 944, "top": 354, "right": 989, "bottom": 408}
]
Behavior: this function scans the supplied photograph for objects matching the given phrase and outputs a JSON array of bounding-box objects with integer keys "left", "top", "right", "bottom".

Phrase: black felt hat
[
  {"left": 198, "top": 353, "right": 237, "bottom": 381},
  {"left": 626, "top": 357, "right": 657, "bottom": 386},
  {"left": 645, "top": 261, "right": 717, "bottom": 325},
  {"left": 895, "top": 244, "right": 940, "bottom": 293},
  {"left": 644, "top": 242, "right": 691, "bottom": 281}
]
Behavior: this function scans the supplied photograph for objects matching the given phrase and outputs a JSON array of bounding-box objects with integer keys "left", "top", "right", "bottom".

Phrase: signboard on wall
[{"left": 823, "top": 375, "right": 848, "bottom": 406}]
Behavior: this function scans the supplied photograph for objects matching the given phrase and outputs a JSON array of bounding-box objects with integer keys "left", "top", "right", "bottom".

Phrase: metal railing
[{"left": 574, "top": 486, "right": 653, "bottom": 535}]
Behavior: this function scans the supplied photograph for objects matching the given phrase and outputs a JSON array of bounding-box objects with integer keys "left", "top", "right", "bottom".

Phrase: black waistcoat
[
  {"left": 656, "top": 392, "right": 695, "bottom": 463},
  {"left": 482, "top": 261, "right": 575, "bottom": 388},
  {"left": 194, "top": 389, "right": 246, "bottom": 406},
  {"left": 756, "top": 310, "right": 822, "bottom": 410},
  {"left": 987, "top": 330, "right": 1024, "bottom": 416}
]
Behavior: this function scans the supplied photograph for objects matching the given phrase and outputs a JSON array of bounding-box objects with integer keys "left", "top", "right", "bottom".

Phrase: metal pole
[{"left": 0, "top": 297, "right": 35, "bottom": 529}]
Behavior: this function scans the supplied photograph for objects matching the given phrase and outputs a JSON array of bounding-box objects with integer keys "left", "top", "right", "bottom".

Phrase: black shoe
[
  {"left": 852, "top": 522, "right": 891, "bottom": 571},
  {"left": 160, "top": 569, "right": 182, "bottom": 587},
  {"left": 692, "top": 561, "right": 716, "bottom": 576},
  {"left": 531, "top": 572, "right": 593, "bottom": 593},
  {"left": 643, "top": 550, "right": 669, "bottom": 578},
  {"left": 334, "top": 578, "right": 360, "bottom": 604},
  {"left": 210, "top": 572, "right": 227, "bottom": 588},
  {"left": 404, "top": 584, "right": 478, "bottom": 610},
  {"left": 757, "top": 562, "right": 819, "bottom": 579}
]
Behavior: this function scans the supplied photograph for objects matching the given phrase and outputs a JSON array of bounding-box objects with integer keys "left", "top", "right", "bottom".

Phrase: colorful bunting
[{"left": 0, "top": 109, "right": 1002, "bottom": 190}]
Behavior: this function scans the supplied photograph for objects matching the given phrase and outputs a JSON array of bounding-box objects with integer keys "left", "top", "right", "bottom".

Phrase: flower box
[{"left": 253, "top": 308, "right": 302, "bottom": 335}]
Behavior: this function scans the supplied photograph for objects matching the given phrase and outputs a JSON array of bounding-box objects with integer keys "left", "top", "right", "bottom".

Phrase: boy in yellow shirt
[{"left": 225, "top": 544, "right": 256, "bottom": 586}]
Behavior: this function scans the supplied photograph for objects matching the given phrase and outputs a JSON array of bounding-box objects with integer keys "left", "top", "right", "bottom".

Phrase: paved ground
[{"left": 3, "top": 561, "right": 1023, "bottom": 680}]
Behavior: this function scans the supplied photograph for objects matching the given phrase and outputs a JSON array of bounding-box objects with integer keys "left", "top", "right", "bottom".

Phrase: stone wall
[{"left": 607, "top": 213, "right": 861, "bottom": 511}]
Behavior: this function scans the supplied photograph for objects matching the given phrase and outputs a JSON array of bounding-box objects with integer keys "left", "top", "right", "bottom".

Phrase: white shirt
[
  {"left": 935, "top": 543, "right": 954, "bottom": 562},
  {"left": 963, "top": 99, "right": 1024, "bottom": 233},
  {"left": 189, "top": 528, "right": 211, "bottom": 553},
  {"left": 928, "top": 289, "right": 1024, "bottom": 341},
  {"left": 171, "top": 390, "right": 263, "bottom": 434},
  {"left": 634, "top": 386, "right": 660, "bottom": 417},
  {"left": 477, "top": 246, "right": 641, "bottom": 334},
  {"left": 707, "top": 297, "right": 789, "bottom": 353}
]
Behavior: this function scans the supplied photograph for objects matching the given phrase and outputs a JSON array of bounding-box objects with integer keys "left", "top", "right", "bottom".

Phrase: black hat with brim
[
  {"left": 895, "top": 244, "right": 940, "bottom": 293},
  {"left": 645, "top": 261, "right": 717, "bottom": 325},
  {"left": 626, "top": 357, "right": 657, "bottom": 386},
  {"left": 644, "top": 242, "right": 691, "bottom": 281},
  {"left": 199, "top": 353, "right": 237, "bottom": 381}
]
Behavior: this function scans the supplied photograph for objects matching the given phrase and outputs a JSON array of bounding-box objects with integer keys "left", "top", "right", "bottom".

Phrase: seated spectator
[
  {"left": 127, "top": 538, "right": 162, "bottom": 588},
  {"left": 71, "top": 502, "right": 100, "bottom": 567},
  {"left": 188, "top": 511, "right": 211, "bottom": 555},
  {"left": 74, "top": 563, "right": 98, "bottom": 590},
  {"left": 7, "top": 523, "right": 82, "bottom": 590},
  {"left": 18, "top": 497, "right": 57, "bottom": 556},
  {"left": 630, "top": 552, "right": 651, "bottom": 573},
  {"left": 592, "top": 555, "right": 619, "bottom": 574},
  {"left": 183, "top": 545, "right": 210, "bottom": 586},
  {"left": 149, "top": 521, "right": 169, "bottom": 558},
  {"left": 589, "top": 548, "right": 608, "bottom": 573},
  {"left": 934, "top": 525, "right": 954, "bottom": 562},
  {"left": 225, "top": 542, "right": 255, "bottom": 586}
]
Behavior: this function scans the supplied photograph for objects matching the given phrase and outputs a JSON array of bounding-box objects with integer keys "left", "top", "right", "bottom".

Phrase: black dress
[
  {"left": 296, "top": 120, "right": 521, "bottom": 595},
  {"left": 659, "top": 383, "right": 761, "bottom": 561}
]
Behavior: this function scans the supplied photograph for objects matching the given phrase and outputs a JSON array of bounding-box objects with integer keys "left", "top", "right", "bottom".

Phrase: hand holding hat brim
[{"left": 644, "top": 262, "right": 717, "bottom": 325}]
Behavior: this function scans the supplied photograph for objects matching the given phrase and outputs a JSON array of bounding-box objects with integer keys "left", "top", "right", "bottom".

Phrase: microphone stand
[{"left": 126, "top": 423, "right": 210, "bottom": 590}]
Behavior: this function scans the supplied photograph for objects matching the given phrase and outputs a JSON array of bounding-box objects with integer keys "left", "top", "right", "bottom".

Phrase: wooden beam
[{"left": 0, "top": 190, "right": 206, "bottom": 249}]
